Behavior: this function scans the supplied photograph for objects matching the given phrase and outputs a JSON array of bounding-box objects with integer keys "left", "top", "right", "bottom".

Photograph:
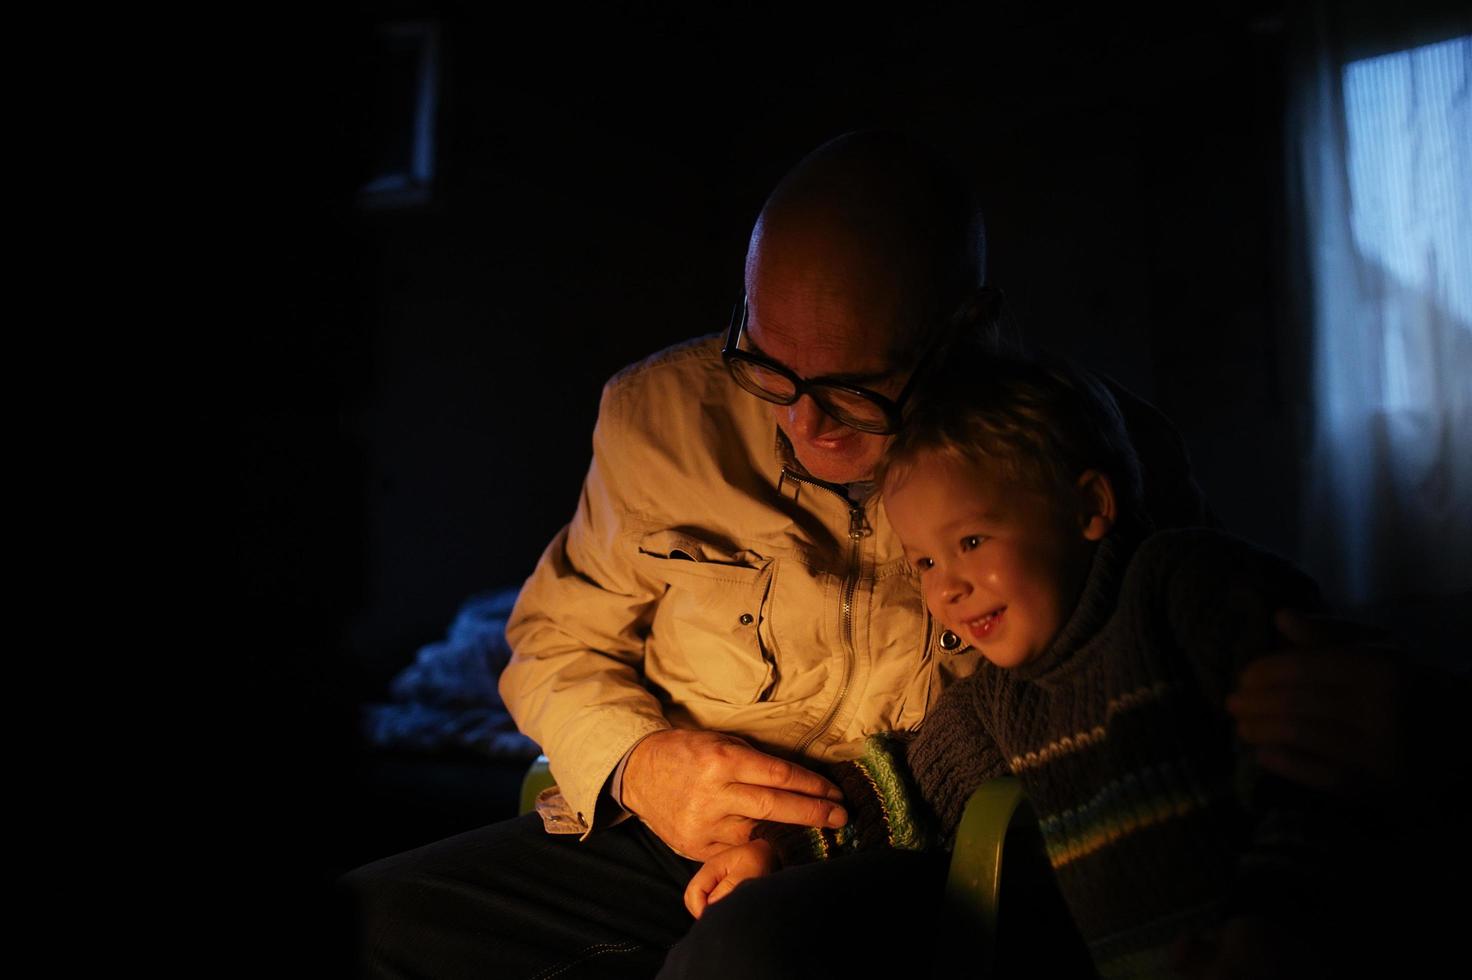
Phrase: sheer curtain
[{"left": 1290, "top": 8, "right": 1471, "bottom": 606}]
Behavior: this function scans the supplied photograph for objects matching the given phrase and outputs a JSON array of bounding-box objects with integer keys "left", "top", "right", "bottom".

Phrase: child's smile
[{"left": 960, "top": 605, "right": 1006, "bottom": 642}]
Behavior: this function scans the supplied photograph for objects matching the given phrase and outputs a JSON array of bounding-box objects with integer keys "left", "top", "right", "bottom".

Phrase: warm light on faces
[
  {"left": 742, "top": 195, "right": 944, "bottom": 485},
  {"left": 883, "top": 451, "right": 1115, "bottom": 669},
  {"left": 746, "top": 306, "right": 905, "bottom": 485}
]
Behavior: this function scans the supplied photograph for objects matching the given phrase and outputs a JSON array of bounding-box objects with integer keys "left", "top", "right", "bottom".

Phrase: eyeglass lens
[{"left": 728, "top": 359, "right": 891, "bottom": 430}]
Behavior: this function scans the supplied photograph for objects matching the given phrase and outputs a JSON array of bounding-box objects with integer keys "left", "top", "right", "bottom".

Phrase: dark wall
[
  {"left": 217, "top": 7, "right": 1472, "bottom": 969},
  {"left": 229, "top": 1, "right": 1303, "bottom": 953},
  {"left": 322, "top": 2, "right": 1297, "bottom": 689}
]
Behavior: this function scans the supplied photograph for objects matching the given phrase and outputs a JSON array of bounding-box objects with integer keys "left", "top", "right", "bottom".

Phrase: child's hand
[{"left": 683, "top": 839, "right": 780, "bottom": 919}]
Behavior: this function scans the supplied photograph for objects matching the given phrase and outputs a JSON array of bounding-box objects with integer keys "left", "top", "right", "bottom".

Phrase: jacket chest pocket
[{"left": 637, "top": 531, "right": 778, "bottom": 705}]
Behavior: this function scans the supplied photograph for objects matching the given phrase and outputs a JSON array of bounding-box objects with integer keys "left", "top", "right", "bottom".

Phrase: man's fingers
[
  {"left": 1231, "top": 620, "right": 1404, "bottom": 798},
  {"left": 1233, "top": 650, "right": 1396, "bottom": 699},
  {"left": 727, "top": 747, "right": 844, "bottom": 801},
  {"left": 1231, "top": 711, "right": 1363, "bottom": 763},
  {"left": 1234, "top": 708, "right": 1395, "bottom": 784},
  {"left": 626, "top": 731, "right": 849, "bottom": 856},
  {"left": 1231, "top": 655, "right": 1400, "bottom": 737},
  {"left": 726, "top": 782, "right": 848, "bottom": 828},
  {"left": 1226, "top": 684, "right": 1378, "bottom": 731}
]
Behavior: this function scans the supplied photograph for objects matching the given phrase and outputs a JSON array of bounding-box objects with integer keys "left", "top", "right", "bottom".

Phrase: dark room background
[{"left": 224, "top": 0, "right": 1467, "bottom": 967}]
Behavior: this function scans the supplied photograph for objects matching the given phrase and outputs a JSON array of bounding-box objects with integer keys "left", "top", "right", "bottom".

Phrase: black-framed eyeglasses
[{"left": 720, "top": 291, "right": 942, "bottom": 436}]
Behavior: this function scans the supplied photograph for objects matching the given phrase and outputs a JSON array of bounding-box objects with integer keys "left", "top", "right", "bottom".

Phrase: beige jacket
[{"left": 501, "top": 336, "right": 982, "bottom": 834}]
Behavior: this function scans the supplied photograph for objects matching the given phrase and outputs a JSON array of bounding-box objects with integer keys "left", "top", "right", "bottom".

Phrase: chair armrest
[
  {"left": 941, "top": 777, "right": 1030, "bottom": 975},
  {"left": 519, "top": 755, "right": 554, "bottom": 815}
]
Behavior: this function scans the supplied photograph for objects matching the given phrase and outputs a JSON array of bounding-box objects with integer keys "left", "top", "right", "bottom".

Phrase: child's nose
[{"left": 939, "top": 574, "right": 970, "bottom": 603}]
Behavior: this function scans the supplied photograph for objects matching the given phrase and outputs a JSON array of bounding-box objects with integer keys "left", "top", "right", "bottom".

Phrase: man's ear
[{"left": 1076, "top": 469, "right": 1116, "bottom": 542}]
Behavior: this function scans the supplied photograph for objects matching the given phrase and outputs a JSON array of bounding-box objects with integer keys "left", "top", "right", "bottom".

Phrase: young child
[{"left": 686, "top": 351, "right": 1358, "bottom": 977}]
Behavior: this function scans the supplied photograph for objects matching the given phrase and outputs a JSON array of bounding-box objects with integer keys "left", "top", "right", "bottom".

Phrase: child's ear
[{"left": 1076, "top": 470, "right": 1116, "bottom": 541}]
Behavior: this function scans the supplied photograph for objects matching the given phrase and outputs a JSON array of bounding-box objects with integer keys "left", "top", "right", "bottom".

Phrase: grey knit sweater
[
  {"left": 760, "top": 528, "right": 1342, "bottom": 977},
  {"left": 906, "top": 527, "right": 1337, "bottom": 976}
]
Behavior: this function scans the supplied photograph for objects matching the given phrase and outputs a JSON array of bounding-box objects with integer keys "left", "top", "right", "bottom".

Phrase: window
[
  {"left": 1294, "top": 29, "right": 1470, "bottom": 604},
  {"left": 359, "top": 21, "right": 441, "bottom": 209}
]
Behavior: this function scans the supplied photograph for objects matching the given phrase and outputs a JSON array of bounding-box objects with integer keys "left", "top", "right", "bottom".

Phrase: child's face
[{"left": 884, "top": 450, "right": 1111, "bottom": 669}]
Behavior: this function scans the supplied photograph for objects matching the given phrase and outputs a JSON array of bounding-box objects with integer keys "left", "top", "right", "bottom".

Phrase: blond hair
[{"left": 878, "top": 347, "right": 1145, "bottom": 526}]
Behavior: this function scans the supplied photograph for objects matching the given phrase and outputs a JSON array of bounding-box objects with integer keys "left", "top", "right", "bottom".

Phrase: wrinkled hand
[
  {"left": 683, "top": 839, "right": 780, "bottom": 918},
  {"left": 1227, "top": 609, "right": 1401, "bottom": 795},
  {"left": 622, "top": 729, "right": 846, "bottom": 861}
]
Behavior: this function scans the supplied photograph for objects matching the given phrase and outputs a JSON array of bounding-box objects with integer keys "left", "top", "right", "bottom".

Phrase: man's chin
[{"left": 792, "top": 448, "right": 880, "bottom": 486}]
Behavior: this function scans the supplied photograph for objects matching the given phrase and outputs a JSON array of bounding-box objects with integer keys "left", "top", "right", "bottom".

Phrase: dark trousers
[{"left": 341, "top": 813, "right": 953, "bottom": 979}]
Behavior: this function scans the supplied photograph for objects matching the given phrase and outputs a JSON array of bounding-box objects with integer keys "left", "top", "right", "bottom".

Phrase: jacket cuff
[
  {"left": 552, "top": 718, "right": 672, "bottom": 839},
  {"left": 608, "top": 731, "right": 662, "bottom": 811}
]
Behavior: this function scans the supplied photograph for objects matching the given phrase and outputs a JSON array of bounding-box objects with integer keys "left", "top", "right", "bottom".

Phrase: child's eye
[
  {"left": 913, "top": 557, "right": 934, "bottom": 573},
  {"left": 960, "top": 535, "right": 985, "bottom": 551}
]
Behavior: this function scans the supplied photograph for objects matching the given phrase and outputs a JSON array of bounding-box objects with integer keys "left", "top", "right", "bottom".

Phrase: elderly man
[
  {"left": 501, "top": 132, "right": 997, "bottom": 862},
  {"left": 345, "top": 132, "right": 1402, "bottom": 979}
]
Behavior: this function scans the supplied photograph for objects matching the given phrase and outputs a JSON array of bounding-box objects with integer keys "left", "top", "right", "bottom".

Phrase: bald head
[
  {"left": 740, "top": 132, "right": 986, "bottom": 484},
  {"left": 746, "top": 131, "right": 985, "bottom": 363}
]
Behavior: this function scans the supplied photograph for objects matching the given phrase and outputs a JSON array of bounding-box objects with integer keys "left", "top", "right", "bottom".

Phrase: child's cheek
[
  {"left": 921, "top": 587, "right": 947, "bottom": 627},
  {"left": 921, "top": 591, "right": 937, "bottom": 620}
]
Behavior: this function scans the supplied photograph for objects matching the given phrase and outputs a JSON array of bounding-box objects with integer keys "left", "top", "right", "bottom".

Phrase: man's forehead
[
  {"left": 748, "top": 305, "right": 890, "bottom": 346},
  {"left": 748, "top": 315, "right": 908, "bottom": 380},
  {"left": 745, "top": 227, "right": 933, "bottom": 338},
  {"left": 747, "top": 287, "right": 915, "bottom": 367}
]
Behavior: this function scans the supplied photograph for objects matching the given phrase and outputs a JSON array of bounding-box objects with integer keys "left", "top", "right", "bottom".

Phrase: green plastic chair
[
  {"left": 519, "top": 755, "right": 1033, "bottom": 974},
  {"left": 938, "top": 775, "right": 1030, "bottom": 976},
  {"left": 519, "top": 755, "right": 555, "bottom": 816}
]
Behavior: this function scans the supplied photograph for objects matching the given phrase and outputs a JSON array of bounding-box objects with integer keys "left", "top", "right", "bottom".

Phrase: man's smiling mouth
[{"left": 809, "top": 431, "right": 856, "bottom": 451}]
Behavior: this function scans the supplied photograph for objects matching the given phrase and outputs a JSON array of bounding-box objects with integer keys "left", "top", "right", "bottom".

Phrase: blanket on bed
[{"left": 362, "top": 589, "right": 541, "bottom": 762}]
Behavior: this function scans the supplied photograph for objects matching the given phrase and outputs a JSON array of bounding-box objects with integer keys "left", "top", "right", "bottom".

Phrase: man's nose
[{"left": 785, "top": 394, "right": 842, "bottom": 439}]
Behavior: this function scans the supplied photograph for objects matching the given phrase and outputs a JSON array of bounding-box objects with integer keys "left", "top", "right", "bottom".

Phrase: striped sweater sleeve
[{"left": 905, "top": 669, "right": 1010, "bottom": 838}]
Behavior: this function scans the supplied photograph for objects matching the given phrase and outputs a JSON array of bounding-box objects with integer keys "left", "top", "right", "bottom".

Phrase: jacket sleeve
[
  {"left": 500, "top": 376, "right": 673, "bottom": 834},
  {"left": 904, "top": 670, "right": 1010, "bottom": 839}
]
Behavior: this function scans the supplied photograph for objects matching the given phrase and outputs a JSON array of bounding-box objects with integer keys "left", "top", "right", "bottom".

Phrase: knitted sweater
[{"left": 760, "top": 528, "right": 1337, "bottom": 977}]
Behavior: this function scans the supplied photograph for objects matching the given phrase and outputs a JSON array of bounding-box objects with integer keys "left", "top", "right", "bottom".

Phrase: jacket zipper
[{"left": 783, "top": 469, "right": 872, "bottom": 756}]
